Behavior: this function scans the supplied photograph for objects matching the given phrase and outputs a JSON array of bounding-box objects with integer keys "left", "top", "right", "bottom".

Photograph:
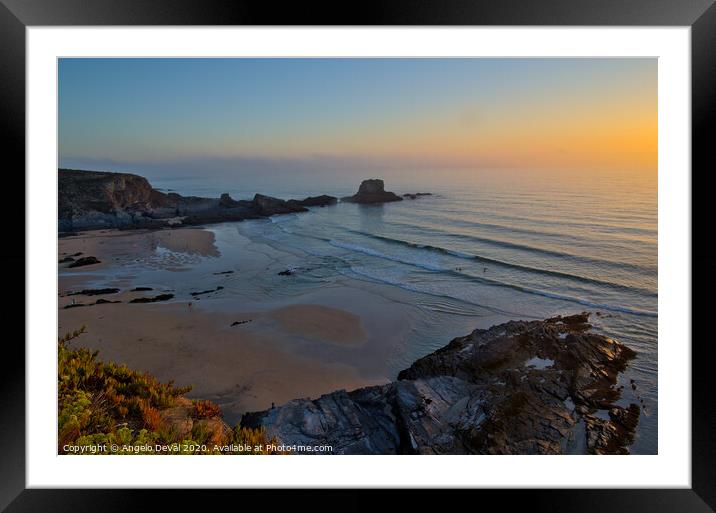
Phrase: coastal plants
[
  {"left": 58, "top": 327, "right": 282, "bottom": 455},
  {"left": 191, "top": 399, "right": 222, "bottom": 419},
  {"left": 231, "top": 426, "right": 283, "bottom": 455}
]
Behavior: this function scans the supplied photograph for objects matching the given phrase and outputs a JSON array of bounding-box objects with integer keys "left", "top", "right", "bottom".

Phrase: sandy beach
[
  {"left": 58, "top": 226, "right": 403, "bottom": 424},
  {"left": 269, "top": 305, "right": 368, "bottom": 347}
]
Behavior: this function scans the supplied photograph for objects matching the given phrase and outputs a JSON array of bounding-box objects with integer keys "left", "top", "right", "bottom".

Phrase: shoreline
[
  {"left": 59, "top": 300, "right": 389, "bottom": 424},
  {"left": 58, "top": 226, "right": 412, "bottom": 423},
  {"left": 57, "top": 221, "right": 650, "bottom": 453}
]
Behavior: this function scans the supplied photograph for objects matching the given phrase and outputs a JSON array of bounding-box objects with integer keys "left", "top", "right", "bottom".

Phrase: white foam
[{"left": 525, "top": 356, "right": 555, "bottom": 370}]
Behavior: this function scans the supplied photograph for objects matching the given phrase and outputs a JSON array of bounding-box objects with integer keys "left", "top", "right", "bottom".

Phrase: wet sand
[
  {"left": 58, "top": 227, "right": 219, "bottom": 273},
  {"left": 58, "top": 227, "right": 394, "bottom": 424},
  {"left": 59, "top": 301, "right": 384, "bottom": 424},
  {"left": 269, "top": 304, "right": 368, "bottom": 347}
]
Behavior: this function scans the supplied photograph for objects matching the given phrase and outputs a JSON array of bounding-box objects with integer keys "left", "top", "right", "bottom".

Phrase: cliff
[
  {"left": 241, "top": 313, "right": 641, "bottom": 455},
  {"left": 58, "top": 169, "right": 336, "bottom": 232}
]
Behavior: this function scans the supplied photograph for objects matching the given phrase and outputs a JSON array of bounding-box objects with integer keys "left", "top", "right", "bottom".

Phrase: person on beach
[{"left": 188, "top": 302, "right": 193, "bottom": 312}]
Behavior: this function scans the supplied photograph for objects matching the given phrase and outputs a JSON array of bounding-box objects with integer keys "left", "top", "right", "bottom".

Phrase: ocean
[{"left": 149, "top": 170, "right": 657, "bottom": 454}]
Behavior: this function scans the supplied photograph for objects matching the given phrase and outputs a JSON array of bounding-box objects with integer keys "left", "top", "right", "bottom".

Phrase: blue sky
[{"left": 58, "top": 58, "right": 656, "bottom": 179}]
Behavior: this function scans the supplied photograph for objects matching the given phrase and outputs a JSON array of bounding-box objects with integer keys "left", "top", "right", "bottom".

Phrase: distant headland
[{"left": 58, "top": 169, "right": 430, "bottom": 233}]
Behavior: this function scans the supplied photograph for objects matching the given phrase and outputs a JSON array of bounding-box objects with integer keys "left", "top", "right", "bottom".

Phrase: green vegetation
[{"left": 58, "top": 327, "right": 280, "bottom": 455}]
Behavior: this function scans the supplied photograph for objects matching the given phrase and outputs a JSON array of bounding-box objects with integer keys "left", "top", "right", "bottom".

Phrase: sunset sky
[{"left": 58, "top": 58, "right": 657, "bottom": 179}]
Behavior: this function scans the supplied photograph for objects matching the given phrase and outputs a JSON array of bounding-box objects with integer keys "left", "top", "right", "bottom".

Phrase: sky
[{"left": 58, "top": 58, "right": 657, "bottom": 180}]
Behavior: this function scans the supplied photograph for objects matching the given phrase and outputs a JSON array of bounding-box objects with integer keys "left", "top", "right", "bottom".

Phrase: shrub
[
  {"left": 59, "top": 327, "right": 190, "bottom": 453},
  {"left": 58, "top": 327, "right": 282, "bottom": 455},
  {"left": 232, "top": 426, "right": 284, "bottom": 455},
  {"left": 191, "top": 399, "right": 222, "bottom": 419}
]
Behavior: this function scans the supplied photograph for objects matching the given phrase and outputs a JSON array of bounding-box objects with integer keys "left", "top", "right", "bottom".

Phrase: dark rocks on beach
[
  {"left": 68, "top": 288, "right": 120, "bottom": 296},
  {"left": 341, "top": 179, "right": 403, "bottom": 204},
  {"left": 277, "top": 269, "right": 294, "bottom": 276},
  {"left": 190, "top": 286, "right": 224, "bottom": 297},
  {"left": 131, "top": 286, "right": 154, "bottom": 292},
  {"left": 67, "top": 256, "right": 101, "bottom": 268},
  {"left": 403, "top": 192, "right": 432, "bottom": 200},
  {"left": 213, "top": 270, "right": 234, "bottom": 275},
  {"left": 129, "top": 293, "right": 174, "bottom": 303},
  {"left": 241, "top": 312, "right": 640, "bottom": 455},
  {"left": 63, "top": 297, "right": 122, "bottom": 309},
  {"left": 58, "top": 251, "right": 82, "bottom": 261},
  {"left": 231, "top": 320, "right": 252, "bottom": 326},
  {"left": 94, "top": 299, "right": 121, "bottom": 305}
]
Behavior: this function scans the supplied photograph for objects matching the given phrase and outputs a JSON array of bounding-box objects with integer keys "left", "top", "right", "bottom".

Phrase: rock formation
[
  {"left": 241, "top": 313, "right": 640, "bottom": 455},
  {"left": 190, "top": 286, "right": 224, "bottom": 297},
  {"left": 67, "top": 288, "right": 120, "bottom": 296},
  {"left": 128, "top": 293, "right": 174, "bottom": 303},
  {"left": 58, "top": 170, "right": 435, "bottom": 231},
  {"left": 252, "top": 194, "right": 308, "bottom": 216},
  {"left": 67, "top": 256, "right": 101, "bottom": 268},
  {"left": 58, "top": 169, "right": 337, "bottom": 232},
  {"left": 341, "top": 179, "right": 403, "bottom": 204},
  {"left": 288, "top": 195, "right": 337, "bottom": 207}
]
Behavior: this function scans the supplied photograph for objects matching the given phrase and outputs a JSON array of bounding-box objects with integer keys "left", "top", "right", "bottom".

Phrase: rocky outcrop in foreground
[
  {"left": 241, "top": 313, "right": 640, "bottom": 455},
  {"left": 58, "top": 169, "right": 337, "bottom": 232},
  {"left": 341, "top": 179, "right": 403, "bottom": 204}
]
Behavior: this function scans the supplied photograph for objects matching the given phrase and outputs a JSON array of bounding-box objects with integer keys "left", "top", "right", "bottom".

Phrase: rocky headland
[
  {"left": 59, "top": 170, "right": 433, "bottom": 232},
  {"left": 241, "top": 313, "right": 640, "bottom": 455},
  {"left": 58, "top": 169, "right": 337, "bottom": 232}
]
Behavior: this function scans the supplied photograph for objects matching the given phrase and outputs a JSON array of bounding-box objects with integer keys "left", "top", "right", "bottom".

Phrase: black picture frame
[{"left": 2, "top": 0, "right": 713, "bottom": 511}]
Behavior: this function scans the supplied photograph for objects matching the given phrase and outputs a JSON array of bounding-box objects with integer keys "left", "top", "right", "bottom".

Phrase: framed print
[{"left": 2, "top": 0, "right": 714, "bottom": 510}]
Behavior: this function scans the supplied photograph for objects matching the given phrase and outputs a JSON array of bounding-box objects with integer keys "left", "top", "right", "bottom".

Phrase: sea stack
[{"left": 341, "top": 179, "right": 403, "bottom": 204}]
